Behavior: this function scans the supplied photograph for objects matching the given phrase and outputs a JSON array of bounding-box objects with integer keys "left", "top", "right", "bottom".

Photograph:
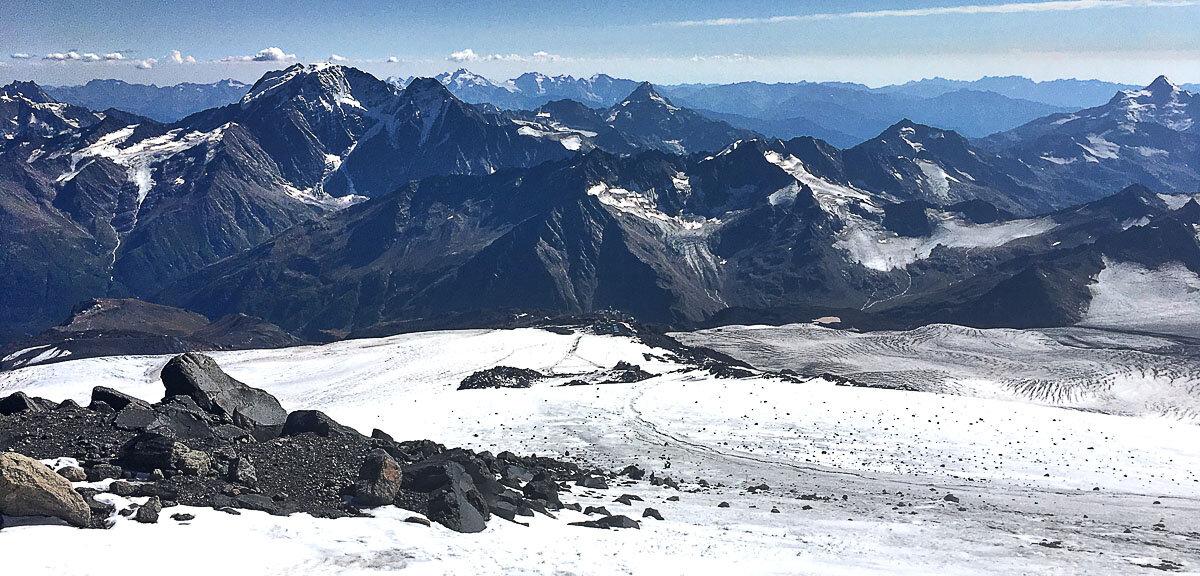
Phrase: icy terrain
[
  {"left": 678, "top": 323, "right": 1200, "bottom": 420},
  {"left": 2, "top": 327, "right": 1198, "bottom": 574},
  {"left": 1081, "top": 259, "right": 1200, "bottom": 338}
]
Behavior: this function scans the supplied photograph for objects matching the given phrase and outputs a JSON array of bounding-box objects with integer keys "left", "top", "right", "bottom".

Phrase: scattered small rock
[
  {"left": 570, "top": 514, "right": 640, "bottom": 529},
  {"left": 614, "top": 494, "right": 643, "bottom": 505},
  {"left": 107, "top": 480, "right": 134, "bottom": 497},
  {"left": 134, "top": 496, "right": 162, "bottom": 524},
  {"left": 584, "top": 505, "right": 611, "bottom": 516},
  {"left": 619, "top": 465, "right": 645, "bottom": 480},
  {"left": 57, "top": 466, "right": 87, "bottom": 482},
  {"left": 577, "top": 474, "right": 608, "bottom": 489}
]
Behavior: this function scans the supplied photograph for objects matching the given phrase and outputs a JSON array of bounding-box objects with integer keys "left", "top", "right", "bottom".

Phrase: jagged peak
[
  {"left": 1, "top": 80, "right": 55, "bottom": 103},
  {"left": 626, "top": 81, "right": 659, "bottom": 99},
  {"left": 241, "top": 63, "right": 375, "bottom": 105},
  {"left": 615, "top": 82, "right": 678, "bottom": 111},
  {"left": 405, "top": 77, "right": 456, "bottom": 98},
  {"left": 1146, "top": 75, "right": 1179, "bottom": 93}
]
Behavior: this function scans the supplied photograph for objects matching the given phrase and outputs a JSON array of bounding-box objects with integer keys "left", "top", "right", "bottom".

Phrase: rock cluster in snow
[{"left": 0, "top": 352, "right": 647, "bottom": 533}]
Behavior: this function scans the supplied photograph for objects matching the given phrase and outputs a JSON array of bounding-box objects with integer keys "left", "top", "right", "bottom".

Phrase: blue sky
[{"left": 2, "top": 0, "right": 1199, "bottom": 86}]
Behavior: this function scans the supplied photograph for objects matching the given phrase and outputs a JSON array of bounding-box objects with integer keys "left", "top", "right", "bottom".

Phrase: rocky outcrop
[
  {"left": 1, "top": 352, "right": 609, "bottom": 534},
  {"left": 0, "top": 452, "right": 91, "bottom": 527},
  {"left": 160, "top": 353, "right": 287, "bottom": 440},
  {"left": 458, "top": 366, "right": 545, "bottom": 390},
  {"left": 0, "top": 392, "right": 55, "bottom": 416}
]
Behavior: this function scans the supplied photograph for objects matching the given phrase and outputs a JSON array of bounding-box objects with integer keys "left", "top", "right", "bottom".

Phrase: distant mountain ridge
[
  {"left": 41, "top": 72, "right": 1200, "bottom": 147},
  {"left": 983, "top": 75, "right": 1200, "bottom": 202},
  {"left": 414, "top": 71, "right": 1072, "bottom": 147},
  {"left": 46, "top": 78, "right": 249, "bottom": 122}
]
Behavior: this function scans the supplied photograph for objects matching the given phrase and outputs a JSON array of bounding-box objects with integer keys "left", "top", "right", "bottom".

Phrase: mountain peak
[
  {"left": 627, "top": 81, "right": 660, "bottom": 99},
  {"left": 405, "top": 77, "right": 455, "bottom": 98},
  {"left": 241, "top": 63, "right": 387, "bottom": 108},
  {"left": 1147, "top": 75, "right": 1179, "bottom": 93},
  {"left": 618, "top": 82, "right": 679, "bottom": 110},
  {"left": 1, "top": 80, "right": 54, "bottom": 103}
]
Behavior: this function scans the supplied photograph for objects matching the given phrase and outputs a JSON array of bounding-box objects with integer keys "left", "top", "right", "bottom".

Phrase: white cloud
[
  {"left": 330, "top": 54, "right": 347, "bottom": 62},
  {"left": 104, "top": 52, "right": 125, "bottom": 60},
  {"left": 81, "top": 53, "right": 100, "bottom": 62},
  {"left": 691, "top": 53, "right": 755, "bottom": 62},
  {"left": 449, "top": 48, "right": 479, "bottom": 62},
  {"left": 219, "top": 46, "right": 298, "bottom": 63},
  {"left": 387, "top": 56, "right": 400, "bottom": 63},
  {"left": 10, "top": 53, "right": 31, "bottom": 59},
  {"left": 134, "top": 58, "right": 156, "bottom": 70},
  {"left": 166, "top": 50, "right": 196, "bottom": 64},
  {"left": 667, "top": 0, "right": 1200, "bottom": 26},
  {"left": 530, "top": 51, "right": 566, "bottom": 62},
  {"left": 253, "top": 46, "right": 296, "bottom": 61},
  {"left": 448, "top": 49, "right": 568, "bottom": 62},
  {"left": 44, "top": 51, "right": 81, "bottom": 61}
]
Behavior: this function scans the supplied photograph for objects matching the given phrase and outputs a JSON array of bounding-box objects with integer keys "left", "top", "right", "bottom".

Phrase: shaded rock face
[
  {"left": 354, "top": 449, "right": 403, "bottom": 507},
  {"left": 282, "top": 410, "right": 359, "bottom": 438},
  {"left": 90, "top": 387, "right": 147, "bottom": 412},
  {"left": 403, "top": 459, "right": 490, "bottom": 532},
  {"left": 0, "top": 392, "right": 55, "bottom": 415},
  {"left": 117, "top": 433, "right": 177, "bottom": 472},
  {"left": 0, "top": 452, "right": 91, "bottom": 527},
  {"left": 160, "top": 352, "right": 286, "bottom": 440}
]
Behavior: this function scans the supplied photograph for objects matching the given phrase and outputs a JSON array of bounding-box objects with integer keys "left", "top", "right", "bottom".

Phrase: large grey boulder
[
  {"left": 0, "top": 452, "right": 91, "bottom": 527},
  {"left": 0, "top": 392, "right": 54, "bottom": 416},
  {"left": 404, "top": 459, "right": 490, "bottom": 533},
  {"left": 160, "top": 353, "right": 286, "bottom": 440}
]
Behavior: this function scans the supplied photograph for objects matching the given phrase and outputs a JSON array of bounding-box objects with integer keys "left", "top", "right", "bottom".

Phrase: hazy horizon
[
  {"left": 5, "top": 64, "right": 1198, "bottom": 92},
  {"left": 3, "top": 0, "right": 1199, "bottom": 87}
]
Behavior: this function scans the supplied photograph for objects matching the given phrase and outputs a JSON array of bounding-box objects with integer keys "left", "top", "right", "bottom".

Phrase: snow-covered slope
[
  {"left": 2, "top": 327, "right": 1198, "bottom": 574},
  {"left": 678, "top": 323, "right": 1200, "bottom": 420}
]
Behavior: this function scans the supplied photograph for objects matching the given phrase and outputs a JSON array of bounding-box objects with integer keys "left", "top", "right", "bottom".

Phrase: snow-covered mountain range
[{"left": 2, "top": 66, "right": 1200, "bottom": 344}]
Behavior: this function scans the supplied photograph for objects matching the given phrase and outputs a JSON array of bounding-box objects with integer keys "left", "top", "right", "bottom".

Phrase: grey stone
[
  {"left": 160, "top": 353, "right": 287, "bottom": 441},
  {"left": 134, "top": 496, "right": 162, "bottom": 524},
  {"left": 0, "top": 452, "right": 91, "bottom": 527}
]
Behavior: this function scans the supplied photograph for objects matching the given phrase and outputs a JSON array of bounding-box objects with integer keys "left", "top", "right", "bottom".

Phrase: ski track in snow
[{"left": 2, "top": 327, "right": 1199, "bottom": 575}]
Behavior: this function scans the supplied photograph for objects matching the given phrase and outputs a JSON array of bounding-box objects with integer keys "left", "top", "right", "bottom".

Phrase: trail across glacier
[{"left": 2, "top": 327, "right": 1198, "bottom": 575}]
